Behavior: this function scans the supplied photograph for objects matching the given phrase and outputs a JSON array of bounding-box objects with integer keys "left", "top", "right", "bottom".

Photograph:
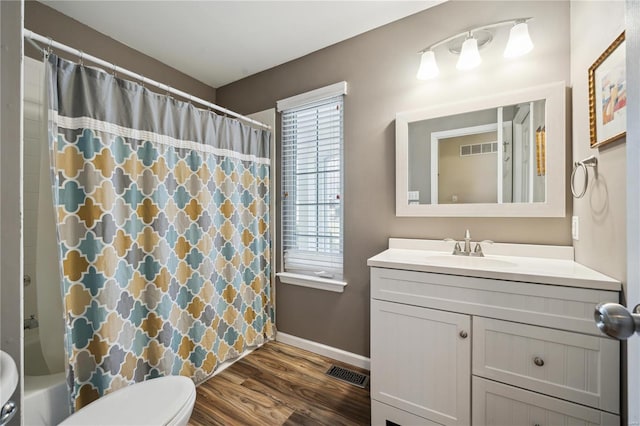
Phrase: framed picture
[{"left": 589, "top": 32, "right": 626, "bottom": 148}]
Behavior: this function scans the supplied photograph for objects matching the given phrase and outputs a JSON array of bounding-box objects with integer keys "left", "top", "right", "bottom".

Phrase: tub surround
[
  {"left": 23, "top": 326, "right": 69, "bottom": 426},
  {"left": 24, "top": 373, "right": 68, "bottom": 426},
  {"left": 369, "top": 238, "right": 621, "bottom": 425}
]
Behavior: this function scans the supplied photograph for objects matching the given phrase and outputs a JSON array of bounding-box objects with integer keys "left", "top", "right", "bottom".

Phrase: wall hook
[{"left": 571, "top": 155, "right": 597, "bottom": 198}]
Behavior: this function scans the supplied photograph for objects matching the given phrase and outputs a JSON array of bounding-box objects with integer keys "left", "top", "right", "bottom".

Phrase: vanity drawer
[
  {"left": 473, "top": 317, "right": 619, "bottom": 413},
  {"left": 371, "top": 267, "right": 618, "bottom": 336},
  {"left": 472, "top": 377, "right": 619, "bottom": 426}
]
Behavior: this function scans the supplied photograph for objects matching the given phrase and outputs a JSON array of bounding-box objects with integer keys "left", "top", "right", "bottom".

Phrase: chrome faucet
[
  {"left": 463, "top": 229, "right": 472, "bottom": 255},
  {"left": 446, "top": 229, "right": 493, "bottom": 257},
  {"left": 23, "top": 314, "right": 39, "bottom": 330}
]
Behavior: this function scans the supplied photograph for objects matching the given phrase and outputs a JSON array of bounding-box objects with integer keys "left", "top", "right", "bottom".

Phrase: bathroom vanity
[{"left": 368, "top": 239, "right": 621, "bottom": 426}]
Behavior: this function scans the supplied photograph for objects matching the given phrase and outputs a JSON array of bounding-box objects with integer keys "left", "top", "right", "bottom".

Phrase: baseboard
[{"left": 276, "top": 331, "right": 370, "bottom": 370}]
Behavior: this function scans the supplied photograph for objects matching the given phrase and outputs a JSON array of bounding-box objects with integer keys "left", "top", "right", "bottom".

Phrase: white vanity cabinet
[
  {"left": 369, "top": 243, "right": 622, "bottom": 426},
  {"left": 371, "top": 300, "right": 471, "bottom": 425}
]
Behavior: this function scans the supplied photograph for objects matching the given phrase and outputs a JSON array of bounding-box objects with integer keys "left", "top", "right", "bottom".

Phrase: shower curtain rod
[{"left": 23, "top": 29, "right": 272, "bottom": 130}]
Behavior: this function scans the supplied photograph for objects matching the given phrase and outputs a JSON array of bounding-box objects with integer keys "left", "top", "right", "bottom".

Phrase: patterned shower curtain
[{"left": 45, "top": 54, "right": 274, "bottom": 411}]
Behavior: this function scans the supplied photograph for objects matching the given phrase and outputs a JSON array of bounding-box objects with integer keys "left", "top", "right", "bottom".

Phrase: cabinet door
[
  {"left": 371, "top": 400, "right": 441, "bottom": 426},
  {"left": 371, "top": 300, "right": 471, "bottom": 426},
  {"left": 472, "top": 377, "right": 620, "bottom": 426}
]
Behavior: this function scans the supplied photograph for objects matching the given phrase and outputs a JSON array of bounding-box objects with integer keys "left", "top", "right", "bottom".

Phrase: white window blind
[{"left": 281, "top": 95, "right": 344, "bottom": 280}]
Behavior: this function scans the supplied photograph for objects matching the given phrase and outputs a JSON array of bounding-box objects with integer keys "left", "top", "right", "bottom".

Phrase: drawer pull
[
  {"left": 533, "top": 356, "right": 544, "bottom": 367},
  {"left": 459, "top": 330, "right": 468, "bottom": 339}
]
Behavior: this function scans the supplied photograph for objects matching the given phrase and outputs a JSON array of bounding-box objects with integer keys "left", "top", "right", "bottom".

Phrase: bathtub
[{"left": 24, "top": 329, "right": 70, "bottom": 425}]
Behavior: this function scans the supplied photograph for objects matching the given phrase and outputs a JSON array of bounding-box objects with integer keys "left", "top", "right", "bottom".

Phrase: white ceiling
[{"left": 41, "top": 1, "right": 444, "bottom": 88}]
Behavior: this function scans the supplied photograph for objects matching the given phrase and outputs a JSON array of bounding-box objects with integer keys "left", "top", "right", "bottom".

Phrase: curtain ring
[
  {"left": 571, "top": 155, "right": 598, "bottom": 199},
  {"left": 112, "top": 63, "right": 117, "bottom": 77},
  {"left": 166, "top": 85, "right": 172, "bottom": 99},
  {"left": 140, "top": 75, "right": 146, "bottom": 88},
  {"left": 78, "top": 50, "right": 84, "bottom": 66},
  {"left": 47, "top": 37, "right": 53, "bottom": 55}
]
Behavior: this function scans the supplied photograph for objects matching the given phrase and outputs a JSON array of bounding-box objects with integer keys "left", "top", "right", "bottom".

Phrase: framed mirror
[{"left": 396, "top": 82, "right": 566, "bottom": 217}]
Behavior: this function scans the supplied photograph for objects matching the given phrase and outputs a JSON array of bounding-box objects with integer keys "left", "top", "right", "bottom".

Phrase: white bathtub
[{"left": 24, "top": 329, "right": 70, "bottom": 425}]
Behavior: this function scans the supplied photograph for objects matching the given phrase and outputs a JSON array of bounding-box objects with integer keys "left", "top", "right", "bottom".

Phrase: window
[{"left": 277, "top": 82, "right": 346, "bottom": 291}]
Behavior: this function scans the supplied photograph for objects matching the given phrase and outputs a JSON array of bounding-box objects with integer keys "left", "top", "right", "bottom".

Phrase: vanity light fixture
[
  {"left": 416, "top": 17, "right": 534, "bottom": 80},
  {"left": 503, "top": 20, "right": 534, "bottom": 58},
  {"left": 456, "top": 34, "right": 482, "bottom": 71},
  {"left": 416, "top": 50, "right": 439, "bottom": 79}
]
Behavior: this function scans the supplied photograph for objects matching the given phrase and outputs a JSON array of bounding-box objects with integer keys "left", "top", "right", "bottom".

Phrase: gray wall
[
  {"left": 25, "top": 1, "right": 216, "bottom": 103},
  {"left": 570, "top": 5, "right": 627, "bottom": 420},
  {"left": 571, "top": 1, "right": 626, "bottom": 285},
  {"left": 1, "top": 2, "right": 24, "bottom": 423},
  {"left": 217, "top": 1, "right": 571, "bottom": 357}
]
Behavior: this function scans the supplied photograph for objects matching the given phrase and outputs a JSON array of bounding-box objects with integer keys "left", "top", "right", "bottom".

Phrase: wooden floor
[{"left": 188, "top": 341, "right": 371, "bottom": 426}]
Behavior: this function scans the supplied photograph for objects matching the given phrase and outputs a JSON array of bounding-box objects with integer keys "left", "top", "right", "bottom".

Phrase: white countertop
[{"left": 367, "top": 239, "right": 621, "bottom": 292}]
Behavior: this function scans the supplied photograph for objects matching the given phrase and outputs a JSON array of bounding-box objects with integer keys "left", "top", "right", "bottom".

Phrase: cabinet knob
[
  {"left": 533, "top": 356, "right": 544, "bottom": 367},
  {"left": 459, "top": 330, "right": 468, "bottom": 339}
]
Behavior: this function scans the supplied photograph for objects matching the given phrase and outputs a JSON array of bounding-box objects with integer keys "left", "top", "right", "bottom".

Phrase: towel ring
[{"left": 571, "top": 155, "right": 598, "bottom": 198}]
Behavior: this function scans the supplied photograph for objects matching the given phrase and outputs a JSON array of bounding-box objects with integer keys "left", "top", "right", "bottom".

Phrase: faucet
[
  {"left": 23, "top": 314, "right": 38, "bottom": 330},
  {"left": 446, "top": 229, "right": 493, "bottom": 257},
  {"left": 463, "top": 229, "right": 472, "bottom": 255}
]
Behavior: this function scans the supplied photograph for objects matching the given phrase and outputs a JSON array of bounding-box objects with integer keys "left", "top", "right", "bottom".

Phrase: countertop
[{"left": 367, "top": 239, "right": 621, "bottom": 292}]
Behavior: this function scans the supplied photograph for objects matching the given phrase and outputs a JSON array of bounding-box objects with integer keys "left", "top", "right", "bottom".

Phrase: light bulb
[
  {"left": 456, "top": 36, "right": 481, "bottom": 71},
  {"left": 416, "top": 50, "right": 439, "bottom": 80},
  {"left": 504, "top": 21, "right": 534, "bottom": 58}
]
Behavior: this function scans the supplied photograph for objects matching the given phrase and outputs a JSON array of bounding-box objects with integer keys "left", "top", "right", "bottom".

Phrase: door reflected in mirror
[
  {"left": 395, "top": 82, "right": 565, "bottom": 217},
  {"left": 407, "top": 100, "right": 546, "bottom": 206}
]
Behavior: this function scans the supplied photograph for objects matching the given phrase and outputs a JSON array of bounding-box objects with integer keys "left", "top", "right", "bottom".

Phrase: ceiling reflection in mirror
[{"left": 407, "top": 100, "right": 546, "bottom": 205}]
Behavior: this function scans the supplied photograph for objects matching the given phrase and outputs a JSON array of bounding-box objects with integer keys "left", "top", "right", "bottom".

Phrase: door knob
[{"left": 594, "top": 303, "right": 640, "bottom": 340}]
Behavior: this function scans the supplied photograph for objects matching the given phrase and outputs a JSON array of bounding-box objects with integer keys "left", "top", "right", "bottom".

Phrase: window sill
[{"left": 276, "top": 272, "right": 347, "bottom": 293}]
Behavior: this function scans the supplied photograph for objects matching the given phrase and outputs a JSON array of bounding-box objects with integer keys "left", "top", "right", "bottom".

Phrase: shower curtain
[{"left": 45, "top": 54, "right": 274, "bottom": 411}]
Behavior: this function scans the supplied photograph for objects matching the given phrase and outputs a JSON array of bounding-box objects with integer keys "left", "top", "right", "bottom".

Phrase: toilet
[{"left": 59, "top": 376, "right": 197, "bottom": 426}]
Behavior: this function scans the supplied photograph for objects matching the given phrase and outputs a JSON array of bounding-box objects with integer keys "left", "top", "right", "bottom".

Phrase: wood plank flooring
[{"left": 188, "top": 341, "right": 371, "bottom": 426}]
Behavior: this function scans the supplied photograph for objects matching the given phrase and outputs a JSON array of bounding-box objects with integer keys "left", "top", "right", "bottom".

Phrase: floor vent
[{"left": 325, "top": 365, "right": 369, "bottom": 388}]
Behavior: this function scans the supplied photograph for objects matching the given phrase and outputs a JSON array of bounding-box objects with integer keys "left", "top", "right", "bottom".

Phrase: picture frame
[{"left": 589, "top": 32, "right": 626, "bottom": 148}]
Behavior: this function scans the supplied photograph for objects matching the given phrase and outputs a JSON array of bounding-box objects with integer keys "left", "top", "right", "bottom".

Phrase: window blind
[{"left": 281, "top": 95, "right": 344, "bottom": 280}]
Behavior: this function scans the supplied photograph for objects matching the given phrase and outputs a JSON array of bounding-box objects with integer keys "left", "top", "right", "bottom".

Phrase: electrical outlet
[{"left": 572, "top": 216, "right": 579, "bottom": 240}]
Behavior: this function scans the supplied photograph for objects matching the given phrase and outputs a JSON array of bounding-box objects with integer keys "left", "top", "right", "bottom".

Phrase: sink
[
  {"left": 423, "top": 254, "right": 516, "bottom": 269},
  {"left": 1, "top": 350, "right": 18, "bottom": 406}
]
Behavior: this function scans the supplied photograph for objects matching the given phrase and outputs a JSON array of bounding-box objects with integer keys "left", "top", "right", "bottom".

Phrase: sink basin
[
  {"left": 1, "top": 350, "right": 18, "bottom": 406},
  {"left": 424, "top": 255, "right": 516, "bottom": 269}
]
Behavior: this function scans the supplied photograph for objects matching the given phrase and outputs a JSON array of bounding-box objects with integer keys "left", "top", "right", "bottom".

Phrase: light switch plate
[{"left": 571, "top": 216, "right": 579, "bottom": 240}]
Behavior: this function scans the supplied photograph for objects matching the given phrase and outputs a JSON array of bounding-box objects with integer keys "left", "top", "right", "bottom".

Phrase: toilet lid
[{"left": 60, "top": 376, "right": 196, "bottom": 426}]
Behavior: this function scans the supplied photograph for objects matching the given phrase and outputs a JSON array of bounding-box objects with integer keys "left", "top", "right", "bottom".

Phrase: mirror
[
  {"left": 396, "top": 82, "right": 566, "bottom": 217},
  {"left": 408, "top": 100, "right": 546, "bottom": 205}
]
